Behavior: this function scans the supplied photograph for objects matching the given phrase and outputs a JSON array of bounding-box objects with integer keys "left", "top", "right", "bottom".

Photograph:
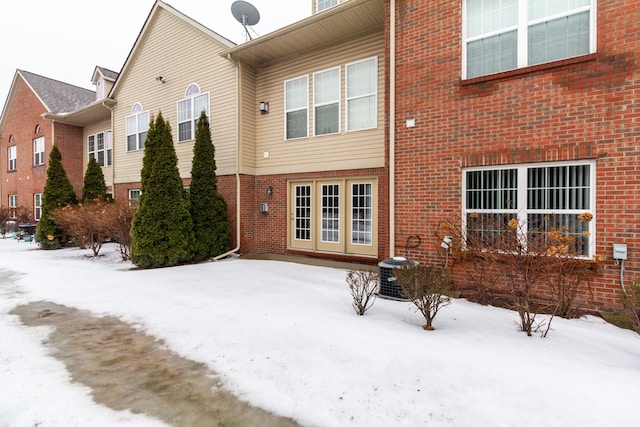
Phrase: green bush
[
  {"left": 35, "top": 145, "right": 77, "bottom": 249},
  {"left": 189, "top": 111, "right": 231, "bottom": 261},
  {"left": 131, "top": 113, "right": 195, "bottom": 267}
]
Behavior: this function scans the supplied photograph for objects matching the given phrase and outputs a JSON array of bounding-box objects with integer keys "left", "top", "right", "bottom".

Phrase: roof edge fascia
[{"left": 220, "top": 0, "right": 370, "bottom": 58}]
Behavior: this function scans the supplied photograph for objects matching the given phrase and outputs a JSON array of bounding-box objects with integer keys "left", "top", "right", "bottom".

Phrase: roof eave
[{"left": 220, "top": 0, "right": 384, "bottom": 67}]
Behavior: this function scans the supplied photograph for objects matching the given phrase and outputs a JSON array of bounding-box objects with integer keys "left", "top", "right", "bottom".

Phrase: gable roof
[
  {"left": 92, "top": 66, "right": 119, "bottom": 84},
  {"left": 0, "top": 69, "right": 96, "bottom": 133},
  {"left": 18, "top": 69, "right": 96, "bottom": 114},
  {"left": 110, "top": 0, "right": 236, "bottom": 98}
]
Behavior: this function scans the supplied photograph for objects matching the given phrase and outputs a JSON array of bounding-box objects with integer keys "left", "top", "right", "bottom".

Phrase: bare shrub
[
  {"left": 622, "top": 280, "right": 640, "bottom": 334},
  {"left": 51, "top": 200, "right": 134, "bottom": 259},
  {"left": 443, "top": 212, "right": 599, "bottom": 336},
  {"left": 346, "top": 270, "right": 378, "bottom": 315},
  {"left": 395, "top": 264, "right": 452, "bottom": 330},
  {"left": 113, "top": 202, "right": 134, "bottom": 261},
  {"left": 0, "top": 207, "right": 11, "bottom": 237}
]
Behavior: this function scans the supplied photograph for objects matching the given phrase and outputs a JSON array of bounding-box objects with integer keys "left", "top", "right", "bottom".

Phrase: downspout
[
  {"left": 101, "top": 100, "right": 115, "bottom": 194},
  {"left": 389, "top": 0, "right": 396, "bottom": 257},
  {"left": 214, "top": 56, "right": 242, "bottom": 260}
]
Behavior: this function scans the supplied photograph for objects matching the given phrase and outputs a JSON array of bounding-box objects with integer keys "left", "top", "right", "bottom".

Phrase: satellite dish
[{"left": 231, "top": 0, "right": 260, "bottom": 41}]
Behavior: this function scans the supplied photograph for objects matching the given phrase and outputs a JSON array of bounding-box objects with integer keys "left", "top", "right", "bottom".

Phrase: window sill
[{"left": 460, "top": 53, "right": 597, "bottom": 86}]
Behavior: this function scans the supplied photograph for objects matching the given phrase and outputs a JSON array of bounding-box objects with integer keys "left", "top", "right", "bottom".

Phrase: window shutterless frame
[
  {"left": 461, "top": 0, "right": 596, "bottom": 79},
  {"left": 126, "top": 103, "right": 149, "bottom": 152},
  {"left": 313, "top": 67, "right": 341, "bottom": 137},
  {"left": 345, "top": 56, "right": 378, "bottom": 131},
  {"left": 284, "top": 75, "right": 309, "bottom": 140},
  {"left": 462, "top": 160, "right": 596, "bottom": 258}
]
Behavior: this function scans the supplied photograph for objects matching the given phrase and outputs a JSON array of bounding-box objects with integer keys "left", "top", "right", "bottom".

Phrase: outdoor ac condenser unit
[{"left": 378, "top": 257, "right": 416, "bottom": 300}]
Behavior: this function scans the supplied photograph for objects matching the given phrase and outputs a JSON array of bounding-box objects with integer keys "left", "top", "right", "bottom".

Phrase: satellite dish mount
[{"left": 231, "top": 1, "right": 260, "bottom": 41}]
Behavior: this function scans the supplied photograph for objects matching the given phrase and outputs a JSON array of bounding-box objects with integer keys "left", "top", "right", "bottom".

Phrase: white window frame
[
  {"left": 105, "top": 130, "right": 113, "bottom": 166},
  {"left": 8, "top": 194, "right": 17, "bottom": 219},
  {"left": 34, "top": 193, "right": 42, "bottom": 221},
  {"left": 345, "top": 56, "right": 378, "bottom": 132},
  {"left": 313, "top": 67, "right": 341, "bottom": 136},
  {"left": 126, "top": 103, "right": 149, "bottom": 152},
  {"left": 96, "top": 79, "right": 104, "bottom": 99},
  {"left": 317, "top": 0, "right": 339, "bottom": 13},
  {"left": 8, "top": 145, "right": 16, "bottom": 171},
  {"left": 33, "top": 136, "right": 45, "bottom": 166},
  {"left": 462, "top": 0, "right": 597, "bottom": 79},
  {"left": 177, "top": 84, "right": 210, "bottom": 143},
  {"left": 88, "top": 130, "right": 113, "bottom": 167},
  {"left": 462, "top": 160, "right": 596, "bottom": 258},
  {"left": 129, "top": 189, "right": 141, "bottom": 205},
  {"left": 284, "top": 75, "right": 309, "bottom": 140}
]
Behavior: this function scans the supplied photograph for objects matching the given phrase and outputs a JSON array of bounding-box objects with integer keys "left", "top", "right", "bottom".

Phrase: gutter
[
  {"left": 214, "top": 57, "right": 242, "bottom": 260},
  {"left": 389, "top": 0, "right": 396, "bottom": 257}
]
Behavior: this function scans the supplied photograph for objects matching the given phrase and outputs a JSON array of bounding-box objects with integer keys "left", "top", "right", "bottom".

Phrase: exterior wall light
[{"left": 259, "top": 101, "right": 269, "bottom": 114}]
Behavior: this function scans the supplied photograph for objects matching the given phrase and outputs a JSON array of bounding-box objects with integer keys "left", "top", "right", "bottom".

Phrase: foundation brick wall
[
  {"left": 390, "top": 0, "right": 640, "bottom": 311},
  {"left": 244, "top": 168, "right": 388, "bottom": 262}
]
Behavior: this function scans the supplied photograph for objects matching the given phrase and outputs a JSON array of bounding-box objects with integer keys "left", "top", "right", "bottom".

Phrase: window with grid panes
[
  {"left": 463, "top": 0, "right": 595, "bottom": 79},
  {"left": 464, "top": 162, "right": 594, "bottom": 257}
]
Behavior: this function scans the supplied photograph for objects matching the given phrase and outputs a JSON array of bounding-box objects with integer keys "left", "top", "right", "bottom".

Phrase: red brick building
[
  {"left": 0, "top": 70, "right": 94, "bottom": 223},
  {"left": 390, "top": 0, "right": 639, "bottom": 310}
]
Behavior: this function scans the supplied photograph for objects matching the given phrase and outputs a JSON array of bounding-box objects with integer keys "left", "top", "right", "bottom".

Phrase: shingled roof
[
  {"left": 95, "top": 66, "right": 119, "bottom": 81},
  {"left": 18, "top": 70, "right": 96, "bottom": 114}
]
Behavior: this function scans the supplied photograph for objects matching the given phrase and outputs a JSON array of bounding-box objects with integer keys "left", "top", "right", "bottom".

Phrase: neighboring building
[
  {"left": 0, "top": 70, "right": 95, "bottom": 222},
  {"left": 391, "top": 0, "right": 639, "bottom": 311},
  {"left": 44, "top": 66, "right": 118, "bottom": 194}
]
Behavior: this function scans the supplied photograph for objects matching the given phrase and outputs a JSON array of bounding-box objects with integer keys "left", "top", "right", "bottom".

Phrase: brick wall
[
  {"left": 390, "top": 0, "right": 640, "bottom": 311},
  {"left": 0, "top": 77, "right": 51, "bottom": 221},
  {"left": 244, "top": 168, "right": 388, "bottom": 262},
  {"left": 54, "top": 122, "right": 85, "bottom": 197}
]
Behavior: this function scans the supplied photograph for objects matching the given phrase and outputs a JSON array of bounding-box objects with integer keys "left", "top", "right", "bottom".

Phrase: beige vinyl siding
[
  {"left": 253, "top": 31, "right": 384, "bottom": 176},
  {"left": 239, "top": 63, "right": 257, "bottom": 175},
  {"left": 83, "top": 119, "right": 113, "bottom": 189},
  {"left": 111, "top": 8, "right": 238, "bottom": 185}
]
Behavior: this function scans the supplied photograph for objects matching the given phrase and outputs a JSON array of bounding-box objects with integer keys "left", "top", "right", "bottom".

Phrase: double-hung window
[
  {"left": 314, "top": 68, "right": 340, "bottom": 136},
  {"left": 177, "top": 84, "right": 210, "bottom": 142},
  {"left": 346, "top": 57, "right": 377, "bottom": 131},
  {"left": 285, "top": 76, "right": 309, "bottom": 140},
  {"left": 8, "top": 145, "right": 16, "bottom": 171},
  {"left": 463, "top": 161, "right": 595, "bottom": 257},
  {"left": 463, "top": 0, "right": 595, "bottom": 79},
  {"left": 129, "top": 189, "right": 141, "bottom": 206},
  {"left": 317, "top": 0, "right": 338, "bottom": 13},
  {"left": 88, "top": 131, "right": 113, "bottom": 166},
  {"left": 33, "top": 137, "right": 44, "bottom": 166},
  {"left": 126, "top": 103, "right": 149, "bottom": 151},
  {"left": 8, "top": 195, "right": 17, "bottom": 218},
  {"left": 34, "top": 193, "right": 43, "bottom": 221}
]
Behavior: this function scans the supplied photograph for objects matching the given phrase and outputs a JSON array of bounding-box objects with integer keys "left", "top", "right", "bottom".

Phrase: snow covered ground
[{"left": 0, "top": 238, "right": 639, "bottom": 427}]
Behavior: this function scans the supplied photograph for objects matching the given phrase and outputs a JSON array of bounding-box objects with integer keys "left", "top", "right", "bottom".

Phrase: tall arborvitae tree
[
  {"left": 35, "top": 145, "right": 78, "bottom": 249},
  {"left": 189, "top": 111, "right": 231, "bottom": 261},
  {"left": 81, "top": 156, "right": 108, "bottom": 202},
  {"left": 139, "top": 115, "right": 158, "bottom": 192},
  {"left": 130, "top": 113, "right": 195, "bottom": 267}
]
